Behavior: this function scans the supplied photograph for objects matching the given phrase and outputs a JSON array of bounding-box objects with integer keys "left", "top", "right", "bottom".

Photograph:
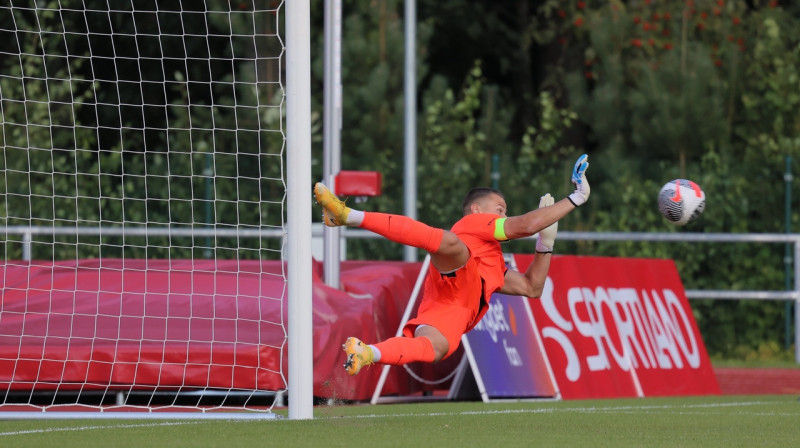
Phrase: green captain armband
[{"left": 494, "top": 217, "right": 508, "bottom": 241}]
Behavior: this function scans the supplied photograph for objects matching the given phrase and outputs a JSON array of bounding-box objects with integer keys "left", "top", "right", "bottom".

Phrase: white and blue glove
[
  {"left": 567, "top": 154, "right": 590, "bottom": 207},
  {"left": 536, "top": 193, "right": 557, "bottom": 253}
]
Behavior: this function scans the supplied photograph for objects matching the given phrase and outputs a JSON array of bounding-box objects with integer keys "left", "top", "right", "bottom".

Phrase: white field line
[
  {"left": 337, "top": 400, "right": 796, "bottom": 420},
  {"left": 0, "top": 421, "right": 205, "bottom": 437},
  {"left": 612, "top": 410, "right": 800, "bottom": 417},
  {"left": 1, "top": 400, "right": 794, "bottom": 437}
]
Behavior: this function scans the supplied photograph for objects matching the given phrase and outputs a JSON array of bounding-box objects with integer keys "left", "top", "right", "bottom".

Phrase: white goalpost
[{"left": 0, "top": 0, "right": 313, "bottom": 419}]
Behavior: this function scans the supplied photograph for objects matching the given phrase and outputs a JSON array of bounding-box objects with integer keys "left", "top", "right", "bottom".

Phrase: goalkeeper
[{"left": 314, "top": 154, "right": 590, "bottom": 376}]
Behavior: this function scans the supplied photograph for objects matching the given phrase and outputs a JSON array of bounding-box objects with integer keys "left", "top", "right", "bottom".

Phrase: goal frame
[
  {"left": 0, "top": 1, "right": 313, "bottom": 420},
  {"left": 285, "top": 0, "right": 313, "bottom": 421}
]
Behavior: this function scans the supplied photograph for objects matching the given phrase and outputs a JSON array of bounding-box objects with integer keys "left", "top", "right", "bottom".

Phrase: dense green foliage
[
  {"left": 2, "top": 1, "right": 799, "bottom": 359},
  {"left": 313, "top": 0, "right": 800, "bottom": 359},
  {"left": 550, "top": 1, "right": 800, "bottom": 359},
  {"left": 0, "top": 2, "right": 284, "bottom": 260}
]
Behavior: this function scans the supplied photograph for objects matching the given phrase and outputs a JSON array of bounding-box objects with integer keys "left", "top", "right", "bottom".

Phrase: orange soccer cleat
[
  {"left": 342, "top": 337, "right": 374, "bottom": 376},
  {"left": 314, "top": 182, "right": 350, "bottom": 227}
]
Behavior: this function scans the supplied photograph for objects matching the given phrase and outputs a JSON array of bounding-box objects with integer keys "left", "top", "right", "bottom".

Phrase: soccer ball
[{"left": 658, "top": 179, "right": 705, "bottom": 225}]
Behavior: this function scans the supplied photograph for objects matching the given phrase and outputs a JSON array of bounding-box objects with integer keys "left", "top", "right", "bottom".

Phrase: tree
[
  {"left": 532, "top": 0, "right": 800, "bottom": 358},
  {"left": 0, "top": 3, "right": 282, "bottom": 260}
]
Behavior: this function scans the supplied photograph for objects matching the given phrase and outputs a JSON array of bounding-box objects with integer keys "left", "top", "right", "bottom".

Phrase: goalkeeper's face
[{"left": 469, "top": 193, "right": 507, "bottom": 217}]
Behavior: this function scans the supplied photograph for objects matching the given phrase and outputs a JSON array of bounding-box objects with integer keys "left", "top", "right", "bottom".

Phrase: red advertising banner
[{"left": 514, "top": 254, "right": 720, "bottom": 400}]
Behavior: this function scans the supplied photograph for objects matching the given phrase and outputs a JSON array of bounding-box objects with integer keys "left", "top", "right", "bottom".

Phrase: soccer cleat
[
  {"left": 314, "top": 182, "right": 350, "bottom": 227},
  {"left": 342, "top": 337, "right": 374, "bottom": 376}
]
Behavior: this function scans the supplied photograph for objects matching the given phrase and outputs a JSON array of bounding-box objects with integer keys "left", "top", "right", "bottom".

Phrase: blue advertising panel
[{"left": 463, "top": 292, "right": 558, "bottom": 400}]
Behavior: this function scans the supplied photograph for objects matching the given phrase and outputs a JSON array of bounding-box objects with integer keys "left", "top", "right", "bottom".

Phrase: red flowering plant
[{"left": 537, "top": 0, "right": 754, "bottom": 171}]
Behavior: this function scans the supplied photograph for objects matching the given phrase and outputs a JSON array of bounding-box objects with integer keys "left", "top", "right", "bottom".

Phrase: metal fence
[{"left": 3, "top": 226, "right": 799, "bottom": 361}]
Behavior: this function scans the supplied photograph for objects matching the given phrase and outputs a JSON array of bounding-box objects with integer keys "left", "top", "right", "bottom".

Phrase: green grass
[
  {"left": 711, "top": 358, "right": 800, "bottom": 368},
  {"left": 2, "top": 395, "right": 799, "bottom": 447}
]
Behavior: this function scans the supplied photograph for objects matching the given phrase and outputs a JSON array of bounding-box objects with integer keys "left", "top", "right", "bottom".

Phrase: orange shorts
[{"left": 403, "top": 256, "right": 488, "bottom": 359}]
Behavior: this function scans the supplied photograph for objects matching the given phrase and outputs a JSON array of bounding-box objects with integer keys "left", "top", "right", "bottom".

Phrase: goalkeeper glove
[
  {"left": 568, "top": 153, "right": 590, "bottom": 207},
  {"left": 536, "top": 193, "right": 557, "bottom": 253}
]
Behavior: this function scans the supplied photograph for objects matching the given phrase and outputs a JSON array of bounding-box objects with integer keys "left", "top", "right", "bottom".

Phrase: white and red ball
[{"left": 658, "top": 179, "right": 705, "bottom": 225}]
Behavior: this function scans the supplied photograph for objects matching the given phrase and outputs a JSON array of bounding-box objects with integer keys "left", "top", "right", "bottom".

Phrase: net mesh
[{"left": 0, "top": 0, "right": 287, "bottom": 414}]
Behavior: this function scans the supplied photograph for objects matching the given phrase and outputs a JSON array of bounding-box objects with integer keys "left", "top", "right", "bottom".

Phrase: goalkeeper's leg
[
  {"left": 343, "top": 328, "right": 452, "bottom": 375},
  {"left": 343, "top": 303, "right": 470, "bottom": 375},
  {"left": 342, "top": 336, "right": 438, "bottom": 376},
  {"left": 314, "top": 182, "right": 468, "bottom": 272}
]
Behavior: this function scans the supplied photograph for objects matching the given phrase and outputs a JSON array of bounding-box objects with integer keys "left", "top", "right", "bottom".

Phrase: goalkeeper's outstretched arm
[
  {"left": 502, "top": 154, "right": 589, "bottom": 240},
  {"left": 499, "top": 154, "right": 589, "bottom": 298}
]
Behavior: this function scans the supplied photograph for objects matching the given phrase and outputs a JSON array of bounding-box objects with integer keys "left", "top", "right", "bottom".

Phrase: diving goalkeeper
[{"left": 314, "top": 154, "right": 590, "bottom": 375}]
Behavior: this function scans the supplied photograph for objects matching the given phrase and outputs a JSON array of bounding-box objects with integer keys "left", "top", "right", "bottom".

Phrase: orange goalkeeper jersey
[
  {"left": 449, "top": 212, "right": 508, "bottom": 302},
  {"left": 406, "top": 212, "right": 508, "bottom": 357}
]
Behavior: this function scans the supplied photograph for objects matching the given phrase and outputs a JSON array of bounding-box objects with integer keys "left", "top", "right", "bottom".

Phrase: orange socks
[
  {"left": 373, "top": 336, "right": 436, "bottom": 365},
  {"left": 360, "top": 212, "right": 444, "bottom": 254}
]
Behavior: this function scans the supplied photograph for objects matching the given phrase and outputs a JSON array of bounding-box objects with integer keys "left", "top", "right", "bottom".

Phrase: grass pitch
[{"left": 1, "top": 395, "right": 798, "bottom": 447}]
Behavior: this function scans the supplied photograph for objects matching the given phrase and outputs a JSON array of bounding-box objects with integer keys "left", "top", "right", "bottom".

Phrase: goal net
[{"left": 0, "top": 0, "right": 293, "bottom": 417}]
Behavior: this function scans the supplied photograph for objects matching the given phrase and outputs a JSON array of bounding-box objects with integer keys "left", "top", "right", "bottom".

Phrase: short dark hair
[{"left": 461, "top": 187, "right": 504, "bottom": 215}]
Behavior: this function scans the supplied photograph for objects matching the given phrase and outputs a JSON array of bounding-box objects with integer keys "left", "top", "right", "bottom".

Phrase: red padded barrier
[{"left": 0, "top": 259, "right": 423, "bottom": 401}]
